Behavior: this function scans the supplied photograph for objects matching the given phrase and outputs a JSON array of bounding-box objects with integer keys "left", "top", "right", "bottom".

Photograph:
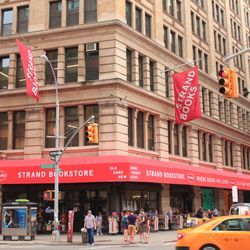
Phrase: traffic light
[
  {"left": 218, "top": 68, "right": 238, "bottom": 98},
  {"left": 85, "top": 123, "right": 99, "bottom": 144}
]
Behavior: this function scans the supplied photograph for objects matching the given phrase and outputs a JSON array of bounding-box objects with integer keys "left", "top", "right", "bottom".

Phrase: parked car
[
  {"left": 229, "top": 203, "right": 250, "bottom": 215},
  {"left": 176, "top": 215, "right": 250, "bottom": 250}
]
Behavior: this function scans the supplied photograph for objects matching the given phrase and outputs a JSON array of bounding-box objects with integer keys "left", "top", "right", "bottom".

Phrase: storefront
[{"left": 1, "top": 155, "right": 250, "bottom": 232}]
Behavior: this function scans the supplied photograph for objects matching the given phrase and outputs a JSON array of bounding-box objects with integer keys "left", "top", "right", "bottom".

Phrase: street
[{"left": 0, "top": 242, "right": 175, "bottom": 250}]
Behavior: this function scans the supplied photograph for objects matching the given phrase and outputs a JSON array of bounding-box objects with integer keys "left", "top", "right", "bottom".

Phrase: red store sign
[{"left": 0, "top": 156, "right": 249, "bottom": 190}]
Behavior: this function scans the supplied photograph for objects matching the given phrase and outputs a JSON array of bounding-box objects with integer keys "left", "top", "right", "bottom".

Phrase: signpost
[{"left": 40, "top": 164, "right": 54, "bottom": 169}]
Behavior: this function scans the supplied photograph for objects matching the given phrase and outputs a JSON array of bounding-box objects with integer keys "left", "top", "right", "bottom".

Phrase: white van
[{"left": 229, "top": 203, "right": 250, "bottom": 215}]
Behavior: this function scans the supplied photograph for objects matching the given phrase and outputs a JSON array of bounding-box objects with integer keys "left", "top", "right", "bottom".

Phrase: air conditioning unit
[{"left": 86, "top": 43, "right": 97, "bottom": 52}]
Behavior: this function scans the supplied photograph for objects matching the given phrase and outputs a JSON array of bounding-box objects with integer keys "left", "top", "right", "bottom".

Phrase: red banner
[
  {"left": 16, "top": 39, "right": 39, "bottom": 102},
  {"left": 0, "top": 156, "right": 250, "bottom": 190},
  {"left": 173, "top": 66, "right": 201, "bottom": 124}
]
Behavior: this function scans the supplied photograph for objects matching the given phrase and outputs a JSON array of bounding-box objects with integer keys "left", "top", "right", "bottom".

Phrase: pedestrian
[
  {"left": 122, "top": 211, "right": 129, "bottom": 242},
  {"left": 212, "top": 208, "right": 219, "bottom": 217},
  {"left": 96, "top": 212, "right": 103, "bottom": 236},
  {"left": 207, "top": 209, "right": 213, "bottom": 219},
  {"left": 83, "top": 210, "right": 96, "bottom": 246},
  {"left": 137, "top": 209, "right": 148, "bottom": 244},
  {"left": 127, "top": 210, "right": 137, "bottom": 244},
  {"left": 195, "top": 207, "right": 203, "bottom": 219}
]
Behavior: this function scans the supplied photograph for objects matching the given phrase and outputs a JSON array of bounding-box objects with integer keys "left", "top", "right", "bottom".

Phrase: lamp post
[{"left": 41, "top": 53, "right": 60, "bottom": 241}]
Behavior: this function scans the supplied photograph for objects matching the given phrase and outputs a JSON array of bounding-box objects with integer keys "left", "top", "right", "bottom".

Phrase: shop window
[
  {"left": 126, "top": 1, "right": 132, "bottom": 26},
  {"left": 0, "top": 56, "right": 9, "bottom": 89},
  {"left": 65, "top": 47, "right": 78, "bottom": 83},
  {"left": 49, "top": 0, "right": 62, "bottom": 28},
  {"left": 126, "top": 49, "right": 132, "bottom": 82},
  {"left": 84, "top": 0, "right": 97, "bottom": 24},
  {"left": 85, "top": 43, "right": 99, "bottom": 81},
  {"left": 45, "top": 108, "right": 56, "bottom": 148},
  {"left": 16, "top": 55, "right": 25, "bottom": 88},
  {"left": 45, "top": 50, "right": 58, "bottom": 85},
  {"left": 84, "top": 104, "right": 99, "bottom": 145},
  {"left": 137, "top": 111, "right": 144, "bottom": 149},
  {"left": 67, "top": 0, "right": 79, "bottom": 26},
  {"left": 13, "top": 111, "right": 25, "bottom": 149},
  {"left": 1, "top": 9, "right": 12, "bottom": 36},
  {"left": 148, "top": 115, "right": 154, "bottom": 151},
  {"left": 0, "top": 112, "right": 8, "bottom": 150},
  {"left": 64, "top": 106, "right": 79, "bottom": 147},
  {"left": 17, "top": 6, "right": 29, "bottom": 34},
  {"left": 128, "top": 107, "right": 133, "bottom": 146}
]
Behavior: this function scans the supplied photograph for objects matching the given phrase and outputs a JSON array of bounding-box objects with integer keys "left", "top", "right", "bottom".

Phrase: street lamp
[{"left": 41, "top": 53, "right": 60, "bottom": 241}]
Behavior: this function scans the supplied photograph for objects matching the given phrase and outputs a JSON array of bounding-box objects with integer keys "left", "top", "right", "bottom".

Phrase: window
[
  {"left": 165, "top": 69, "right": 170, "bottom": 98},
  {"left": 137, "top": 111, "right": 144, "bottom": 148},
  {"left": 182, "top": 126, "right": 187, "bottom": 157},
  {"left": 168, "top": 121, "right": 172, "bottom": 154},
  {"left": 17, "top": 6, "right": 29, "bottom": 33},
  {"left": 208, "top": 135, "right": 213, "bottom": 162},
  {"left": 149, "top": 61, "right": 154, "bottom": 91},
  {"left": 84, "top": 105, "right": 99, "bottom": 145},
  {"left": 1, "top": 9, "right": 13, "bottom": 36},
  {"left": 174, "top": 124, "right": 179, "bottom": 155},
  {"left": 84, "top": 0, "right": 97, "bottom": 23},
  {"left": 85, "top": 43, "right": 99, "bottom": 81},
  {"left": 176, "top": 0, "right": 182, "bottom": 21},
  {"left": 170, "top": 30, "right": 176, "bottom": 53},
  {"left": 162, "top": 0, "right": 167, "bottom": 11},
  {"left": 45, "top": 50, "right": 58, "bottom": 85},
  {"left": 16, "top": 55, "right": 25, "bottom": 88},
  {"left": 145, "top": 13, "right": 151, "bottom": 38},
  {"left": 148, "top": 115, "right": 154, "bottom": 151},
  {"left": 128, "top": 108, "right": 133, "bottom": 146},
  {"left": 67, "top": 0, "right": 79, "bottom": 26},
  {"left": 136, "top": 7, "right": 142, "bottom": 32},
  {"left": 126, "top": 1, "right": 132, "bottom": 26},
  {"left": 13, "top": 111, "right": 25, "bottom": 149},
  {"left": 202, "top": 21, "right": 206, "bottom": 41},
  {"left": 45, "top": 109, "right": 56, "bottom": 148},
  {"left": 65, "top": 47, "right": 78, "bottom": 83},
  {"left": 196, "top": 16, "right": 200, "bottom": 37},
  {"left": 213, "top": 219, "right": 250, "bottom": 231},
  {"left": 64, "top": 107, "right": 78, "bottom": 147},
  {"left": 0, "top": 112, "right": 8, "bottom": 150},
  {"left": 126, "top": 49, "right": 132, "bottom": 82},
  {"left": 191, "top": 11, "right": 195, "bottom": 32},
  {"left": 202, "top": 133, "right": 207, "bottom": 161},
  {"left": 178, "top": 35, "right": 183, "bottom": 57},
  {"left": 0, "top": 57, "right": 9, "bottom": 89},
  {"left": 169, "top": 0, "right": 174, "bottom": 16},
  {"left": 164, "top": 26, "right": 168, "bottom": 48},
  {"left": 49, "top": 1, "right": 62, "bottom": 28},
  {"left": 198, "top": 50, "right": 202, "bottom": 69},
  {"left": 204, "top": 53, "right": 208, "bottom": 73},
  {"left": 139, "top": 55, "right": 144, "bottom": 87}
]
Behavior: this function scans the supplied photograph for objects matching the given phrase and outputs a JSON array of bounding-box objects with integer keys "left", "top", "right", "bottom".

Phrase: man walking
[{"left": 84, "top": 210, "right": 96, "bottom": 246}]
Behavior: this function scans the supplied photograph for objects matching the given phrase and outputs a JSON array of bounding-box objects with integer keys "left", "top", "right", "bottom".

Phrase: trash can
[
  {"left": 2, "top": 200, "right": 37, "bottom": 241},
  {"left": 81, "top": 228, "right": 88, "bottom": 244}
]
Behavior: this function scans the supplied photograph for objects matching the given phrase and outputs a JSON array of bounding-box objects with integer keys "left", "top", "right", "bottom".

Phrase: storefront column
[
  {"left": 160, "top": 184, "right": 170, "bottom": 214},
  {"left": 110, "top": 184, "right": 120, "bottom": 214},
  {"left": 193, "top": 186, "right": 201, "bottom": 213},
  {"left": 216, "top": 189, "right": 226, "bottom": 214}
]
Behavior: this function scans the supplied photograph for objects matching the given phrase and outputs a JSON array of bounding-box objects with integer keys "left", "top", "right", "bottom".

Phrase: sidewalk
[{"left": 0, "top": 231, "right": 177, "bottom": 246}]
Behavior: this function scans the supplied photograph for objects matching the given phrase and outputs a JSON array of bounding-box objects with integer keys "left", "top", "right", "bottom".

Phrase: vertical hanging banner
[
  {"left": 173, "top": 66, "right": 201, "bottom": 124},
  {"left": 16, "top": 39, "right": 39, "bottom": 102}
]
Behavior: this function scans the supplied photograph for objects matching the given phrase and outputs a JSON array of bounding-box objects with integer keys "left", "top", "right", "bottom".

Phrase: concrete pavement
[{"left": 0, "top": 231, "right": 177, "bottom": 246}]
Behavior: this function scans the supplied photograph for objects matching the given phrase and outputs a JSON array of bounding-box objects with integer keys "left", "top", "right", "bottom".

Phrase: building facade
[{"left": 0, "top": 0, "right": 250, "bottom": 232}]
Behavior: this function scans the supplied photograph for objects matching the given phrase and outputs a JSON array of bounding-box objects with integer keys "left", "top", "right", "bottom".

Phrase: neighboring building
[{"left": 0, "top": 0, "right": 249, "bottom": 232}]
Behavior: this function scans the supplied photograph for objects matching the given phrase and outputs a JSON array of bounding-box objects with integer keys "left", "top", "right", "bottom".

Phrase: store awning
[{"left": 0, "top": 155, "right": 249, "bottom": 190}]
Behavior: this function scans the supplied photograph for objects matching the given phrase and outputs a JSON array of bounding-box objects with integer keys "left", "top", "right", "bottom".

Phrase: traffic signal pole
[
  {"left": 41, "top": 53, "right": 96, "bottom": 241},
  {"left": 224, "top": 47, "right": 250, "bottom": 63}
]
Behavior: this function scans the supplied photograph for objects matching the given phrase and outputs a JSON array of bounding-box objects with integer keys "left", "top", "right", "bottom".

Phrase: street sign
[
  {"left": 40, "top": 164, "right": 55, "bottom": 169},
  {"left": 49, "top": 150, "right": 63, "bottom": 157}
]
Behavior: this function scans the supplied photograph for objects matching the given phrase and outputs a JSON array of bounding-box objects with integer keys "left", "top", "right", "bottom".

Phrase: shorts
[{"left": 128, "top": 225, "right": 136, "bottom": 235}]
